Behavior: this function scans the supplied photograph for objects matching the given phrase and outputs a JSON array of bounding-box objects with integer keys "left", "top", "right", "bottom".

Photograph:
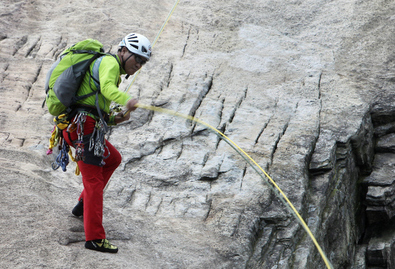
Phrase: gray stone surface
[{"left": 2, "top": 0, "right": 395, "bottom": 268}]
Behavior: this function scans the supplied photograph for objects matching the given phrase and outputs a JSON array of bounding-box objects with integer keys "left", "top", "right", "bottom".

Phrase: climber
[{"left": 63, "top": 33, "right": 151, "bottom": 253}]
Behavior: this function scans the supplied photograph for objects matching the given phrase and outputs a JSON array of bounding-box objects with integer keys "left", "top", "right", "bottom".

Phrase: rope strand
[
  {"left": 109, "top": 0, "right": 332, "bottom": 266},
  {"left": 124, "top": 0, "right": 181, "bottom": 93},
  {"left": 132, "top": 103, "right": 334, "bottom": 269}
]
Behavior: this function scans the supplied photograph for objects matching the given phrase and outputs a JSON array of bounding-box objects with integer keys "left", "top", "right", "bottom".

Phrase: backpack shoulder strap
[
  {"left": 91, "top": 53, "right": 121, "bottom": 91},
  {"left": 91, "top": 55, "right": 105, "bottom": 91}
]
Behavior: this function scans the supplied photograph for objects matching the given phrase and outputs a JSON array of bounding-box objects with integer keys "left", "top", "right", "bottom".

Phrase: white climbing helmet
[{"left": 119, "top": 33, "right": 152, "bottom": 60}]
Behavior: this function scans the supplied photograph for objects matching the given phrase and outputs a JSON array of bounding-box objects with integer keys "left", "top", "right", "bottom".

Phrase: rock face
[{"left": 2, "top": 0, "right": 395, "bottom": 268}]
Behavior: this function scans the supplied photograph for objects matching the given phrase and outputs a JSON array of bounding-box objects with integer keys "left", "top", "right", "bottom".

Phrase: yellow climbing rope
[
  {"left": 113, "top": 0, "right": 333, "bottom": 266},
  {"left": 124, "top": 0, "right": 181, "bottom": 94},
  {"left": 132, "top": 103, "right": 334, "bottom": 269}
]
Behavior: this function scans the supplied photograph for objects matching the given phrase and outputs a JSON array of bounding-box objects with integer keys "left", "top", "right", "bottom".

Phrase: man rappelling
[{"left": 46, "top": 33, "right": 151, "bottom": 253}]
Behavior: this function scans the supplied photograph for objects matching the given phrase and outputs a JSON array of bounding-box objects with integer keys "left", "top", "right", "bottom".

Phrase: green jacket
[{"left": 75, "top": 54, "right": 131, "bottom": 114}]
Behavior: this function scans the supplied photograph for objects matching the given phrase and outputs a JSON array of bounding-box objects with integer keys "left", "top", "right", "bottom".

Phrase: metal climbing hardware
[
  {"left": 52, "top": 139, "right": 69, "bottom": 172},
  {"left": 75, "top": 142, "right": 84, "bottom": 162},
  {"left": 67, "top": 121, "right": 77, "bottom": 133},
  {"left": 47, "top": 113, "right": 71, "bottom": 155},
  {"left": 89, "top": 119, "right": 110, "bottom": 164},
  {"left": 69, "top": 112, "right": 87, "bottom": 162}
]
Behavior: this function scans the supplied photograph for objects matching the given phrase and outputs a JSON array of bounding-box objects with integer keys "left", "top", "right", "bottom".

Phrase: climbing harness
[{"left": 48, "top": 110, "right": 110, "bottom": 173}]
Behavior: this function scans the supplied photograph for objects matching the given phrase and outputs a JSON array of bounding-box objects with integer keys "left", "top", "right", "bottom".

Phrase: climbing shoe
[
  {"left": 72, "top": 199, "right": 83, "bottom": 217},
  {"left": 85, "top": 239, "right": 118, "bottom": 253}
]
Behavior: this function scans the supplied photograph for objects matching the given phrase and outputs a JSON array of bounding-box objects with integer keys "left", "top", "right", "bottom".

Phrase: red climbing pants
[{"left": 64, "top": 116, "right": 122, "bottom": 241}]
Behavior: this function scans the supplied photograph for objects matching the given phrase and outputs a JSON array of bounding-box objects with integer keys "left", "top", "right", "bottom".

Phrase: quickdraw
[
  {"left": 48, "top": 113, "right": 72, "bottom": 172},
  {"left": 89, "top": 119, "right": 109, "bottom": 165},
  {"left": 51, "top": 138, "right": 69, "bottom": 172},
  {"left": 68, "top": 112, "right": 87, "bottom": 162}
]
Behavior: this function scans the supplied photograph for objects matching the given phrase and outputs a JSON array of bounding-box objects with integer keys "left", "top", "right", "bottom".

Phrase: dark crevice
[
  {"left": 53, "top": 36, "right": 68, "bottom": 59},
  {"left": 267, "top": 99, "right": 289, "bottom": 168},
  {"left": 1, "top": 63, "right": 9, "bottom": 83},
  {"left": 203, "top": 197, "right": 213, "bottom": 221},
  {"left": 214, "top": 101, "right": 226, "bottom": 149},
  {"left": 123, "top": 130, "right": 205, "bottom": 166},
  {"left": 304, "top": 109, "right": 391, "bottom": 267},
  {"left": 188, "top": 72, "right": 216, "bottom": 130},
  {"left": 25, "top": 36, "right": 41, "bottom": 58},
  {"left": 123, "top": 157, "right": 144, "bottom": 170},
  {"left": 254, "top": 121, "right": 269, "bottom": 145},
  {"left": 145, "top": 192, "right": 152, "bottom": 210},
  {"left": 245, "top": 217, "right": 295, "bottom": 269},
  {"left": 201, "top": 152, "right": 210, "bottom": 167},
  {"left": 218, "top": 97, "right": 225, "bottom": 127},
  {"left": 354, "top": 115, "right": 395, "bottom": 267},
  {"left": 146, "top": 110, "right": 155, "bottom": 125},
  {"left": 24, "top": 85, "right": 32, "bottom": 103},
  {"left": 182, "top": 26, "right": 192, "bottom": 58},
  {"left": 270, "top": 122, "right": 289, "bottom": 166},
  {"left": 214, "top": 134, "right": 222, "bottom": 151},
  {"left": 318, "top": 72, "right": 323, "bottom": 99},
  {"left": 199, "top": 174, "right": 221, "bottom": 182},
  {"left": 167, "top": 63, "right": 174, "bottom": 88},
  {"left": 188, "top": 73, "right": 214, "bottom": 125},
  {"left": 154, "top": 198, "right": 163, "bottom": 215},
  {"left": 228, "top": 87, "right": 248, "bottom": 125},
  {"left": 13, "top": 35, "right": 27, "bottom": 56},
  {"left": 312, "top": 100, "right": 323, "bottom": 170},
  {"left": 175, "top": 141, "right": 184, "bottom": 161},
  {"left": 240, "top": 164, "right": 247, "bottom": 189},
  {"left": 121, "top": 189, "right": 136, "bottom": 208},
  {"left": 191, "top": 128, "right": 210, "bottom": 138},
  {"left": 33, "top": 63, "right": 42, "bottom": 85}
]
